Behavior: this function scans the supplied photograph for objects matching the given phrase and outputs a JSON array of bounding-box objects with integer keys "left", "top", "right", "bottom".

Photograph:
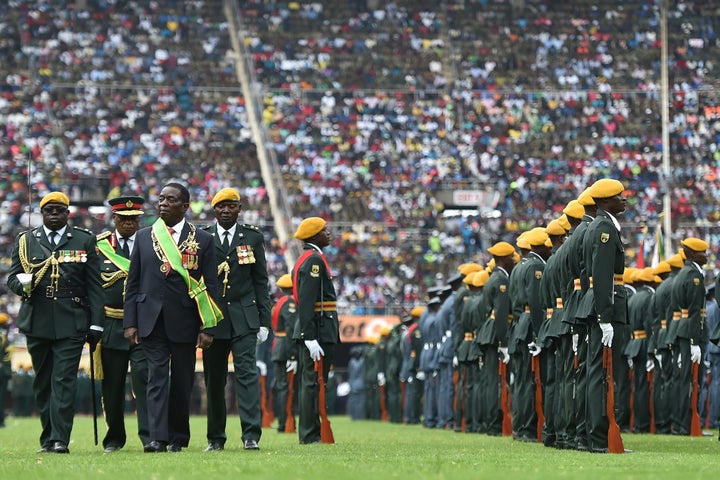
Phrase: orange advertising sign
[{"left": 339, "top": 315, "right": 400, "bottom": 343}]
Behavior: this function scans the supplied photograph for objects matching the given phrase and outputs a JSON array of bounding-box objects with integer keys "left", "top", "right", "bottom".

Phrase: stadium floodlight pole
[
  {"left": 26, "top": 149, "right": 32, "bottom": 229},
  {"left": 660, "top": 0, "right": 672, "bottom": 253}
]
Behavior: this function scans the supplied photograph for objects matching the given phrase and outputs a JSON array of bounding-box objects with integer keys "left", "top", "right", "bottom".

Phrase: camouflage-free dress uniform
[
  {"left": 669, "top": 260, "right": 706, "bottom": 434},
  {"left": 7, "top": 225, "right": 104, "bottom": 450},
  {"left": 476, "top": 266, "right": 511, "bottom": 436},
  {"left": 624, "top": 284, "right": 655, "bottom": 432},
  {"left": 456, "top": 288, "right": 483, "bottom": 432},
  {"left": 96, "top": 231, "right": 149, "bottom": 449},
  {"left": 385, "top": 324, "right": 404, "bottom": 423},
  {"left": 577, "top": 209, "right": 627, "bottom": 451},
  {"left": 648, "top": 271, "right": 677, "bottom": 433},
  {"left": 271, "top": 293, "right": 298, "bottom": 432}
]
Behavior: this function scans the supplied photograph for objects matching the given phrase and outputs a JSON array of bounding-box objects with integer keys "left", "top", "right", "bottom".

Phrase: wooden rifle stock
[
  {"left": 647, "top": 369, "right": 655, "bottom": 434},
  {"left": 499, "top": 361, "right": 512, "bottom": 436},
  {"left": 603, "top": 347, "right": 625, "bottom": 453},
  {"left": 315, "top": 358, "right": 335, "bottom": 444},
  {"left": 379, "top": 384, "right": 388, "bottom": 422},
  {"left": 285, "top": 370, "right": 296, "bottom": 433},
  {"left": 531, "top": 355, "right": 544, "bottom": 442},
  {"left": 690, "top": 362, "right": 702, "bottom": 437},
  {"left": 260, "top": 374, "right": 273, "bottom": 427},
  {"left": 459, "top": 367, "right": 467, "bottom": 432}
]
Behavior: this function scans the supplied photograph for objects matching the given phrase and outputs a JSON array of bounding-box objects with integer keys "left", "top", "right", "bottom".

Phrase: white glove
[
  {"left": 415, "top": 371, "right": 426, "bottom": 381},
  {"left": 256, "top": 360, "right": 267, "bottom": 376},
  {"left": 256, "top": 326, "right": 269, "bottom": 345},
  {"left": 705, "top": 360, "right": 711, "bottom": 369},
  {"left": 528, "top": 342, "right": 542, "bottom": 357},
  {"left": 627, "top": 357, "right": 634, "bottom": 369},
  {"left": 599, "top": 323, "right": 614, "bottom": 348},
  {"left": 498, "top": 346, "right": 510, "bottom": 364},
  {"left": 286, "top": 360, "right": 297, "bottom": 374},
  {"left": 677, "top": 353, "right": 682, "bottom": 370},
  {"left": 453, "top": 356, "right": 459, "bottom": 367},
  {"left": 646, "top": 359, "right": 655, "bottom": 372},
  {"left": 377, "top": 372, "right": 386, "bottom": 386},
  {"left": 478, "top": 356, "right": 484, "bottom": 369},
  {"left": 509, "top": 372, "right": 515, "bottom": 386},
  {"left": 655, "top": 353, "right": 663, "bottom": 370},
  {"left": 690, "top": 345, "right": 701, "bottom": 364},
  {"left": 304, "top": 339, "right": 324, "bottom": 361},
  {"left": 572, "top": 333, "right": 579, "bottom": 354}
]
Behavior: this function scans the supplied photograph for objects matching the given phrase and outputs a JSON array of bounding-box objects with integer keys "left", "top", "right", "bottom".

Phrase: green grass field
[{"left": 0, "top": 415, "right": 716, "bottom": 479}]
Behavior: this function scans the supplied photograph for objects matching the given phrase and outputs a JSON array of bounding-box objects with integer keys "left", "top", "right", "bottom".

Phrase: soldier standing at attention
[
  {"left": 7, "top": 192, "right": 104, "bottom": 453},
  {"left": 271, "top": 273, "right": 298, "bottom": 433},
  {"left": 96, "top": 195, "right": 149, "bottom": 452},
  {"left": 291, "top": 217, "right": 340, "bottom": 444},
  {"left": 202, "top": 188, "right": 271, "bottom": 451},
  {"left": 579, "top": 179, "right": 628, "bottom": 453}
]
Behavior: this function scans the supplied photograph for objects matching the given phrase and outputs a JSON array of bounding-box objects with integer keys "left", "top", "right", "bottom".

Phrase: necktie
[
  {"left": 222, "top": 231, "right": 230, "bottom": 251},
  {"left": 119, "top": 237, "right": 130, "bottom": 258},
  {"left": 168, "top": 227, "right": 176, "bottom": 244},
  {"left": 49, "top": 231, "right": 58, "bottom": 247}
]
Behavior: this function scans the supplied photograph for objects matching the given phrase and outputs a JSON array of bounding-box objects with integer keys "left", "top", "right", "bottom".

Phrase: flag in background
[
  {"left": 650, "top": 223, "right": 665, "bottom": 267},
  {"left": 637, "top": 224, "right": 648, "bottom": 268}
]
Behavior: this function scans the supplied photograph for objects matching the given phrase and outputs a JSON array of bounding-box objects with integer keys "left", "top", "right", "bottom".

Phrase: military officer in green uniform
[
  {"left": 476, "top": 242, "right": 516, "bottom": 436},
  {"left": 96, "top": 195, "right": 149, "bottom": 452},
  {"left": 669, "top": 237, "right": 709, "bottom": 435},
  {"left": 271, "top": 273, "right": 298, "bottom": 433},
  {"left": 291, "top": 217, "right": 340, "bottom": 444},
  {"left": 363, "top": 334, "right": 381, "bottom": 419},
  {"left": 202, "top": 188, "right": 271, "bottom": 451},
  {"left": 7, "top": 191, "right": 104, "bottom": 453},
  {"left": 578, "top": 179, "right": 628, "bottom": 453},
  {"left": 385, "top": 321, "right": 404, "bottom": 423}
]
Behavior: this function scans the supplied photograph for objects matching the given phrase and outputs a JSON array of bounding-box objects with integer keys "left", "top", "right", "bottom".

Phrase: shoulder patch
[
  {"left": 535, "top": 270, "right": 542, "bottom": 280},
  {"left": 694, "top": 278, "right": 700, "bottom": 286},
  {"left": 72, "top": 226, "right": 94, "bottom": 235},
  {"left": 600, "top": 232, "right": 610, "bottom": 243},
  {"left": 499, "top": 285, "right": 507, "bottom": 293},
  {"left": 97, "top": 231, "right": 112, "bottom": 241},
  {"left": 201, "top": 224, "right": 213, "bottom": 231},
  {"left": 242, "top": 224, "right": 261, "bottom": 232}
]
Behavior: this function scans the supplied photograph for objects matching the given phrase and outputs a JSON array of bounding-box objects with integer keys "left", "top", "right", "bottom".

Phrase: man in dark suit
[
  {"left": 96, "top": 195, "right": 149, "bottom": 452},
  {"left": 202, "top": 188, "right": 271, "bottom": 451},
  {"left": 123, "top": 182, "right": 221, "bottom": 453},
  {"left": 7, "top": 191, "right": 104, "bottom": 453},
  {"left": 291, "top": 217, "right": 340, "bottom": 444},
  {"left": 580, "top": 178, "right": 628, "bottom": 453}
]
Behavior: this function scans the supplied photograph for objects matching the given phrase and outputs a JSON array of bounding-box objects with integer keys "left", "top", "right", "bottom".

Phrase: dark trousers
[
  {"left": 101, "top": 344, "right": 149, "bottom": 448},
  {"left": 479, "top": 346, "right": 502, "bottom": 435},
  {"left": 26, "top": 335, "right": 84, "bottom": 448},
  {"left": 630, "top": 356, "right": 650, "bottom": 432},
  {"left": 555, "top": 333, "right": 576, "bottom": 448},
  {"left": 511, "top": 347, "right": 536, "bottom": 439},
  {"left": 273, "top": 360, "right": 289, "bottom": 430},
  {"left": 404, "top": 375, "right": 423, "bottom": 424},
  {"left": 454, "top": 364, "right": 468, "bottom": 431},
  {"left": 298, "top": 343, "right": 335, "bottom": 444},
  {"left": 203, "top": 334, "right": 262, "bottom": 444},
  {"left": 654, "top": 348, "right": 673, "bottom": 433},
  {"left": 141, "top": 319, "right": 196, "bottom": 446},
  {"left": 573, "top": 323, "right": 588, "bottom": 448},
  {"left": 386, "top": 378, "right": 402, "bottom": 423},
  {"left": 542, "top": 343, "right": 557, "bottom": 444},
  {"left": 466, "top": 362, "right": 481, "bottom": 432},
  {"left": 436, "top": 362, "right": 455, "bottom": 428},
  {"left": 422, "top": 370, "right": 438, "bottom": 427},
  {"left": 670, "top": 338, "right": 692, "bottom": 434},
  {"left": 614, "top": 325, "right": 631, "bottom": 430}
]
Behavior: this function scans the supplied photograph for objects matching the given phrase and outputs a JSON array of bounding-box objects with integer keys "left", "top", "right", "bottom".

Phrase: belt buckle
[{"left": 45, "top": 286, "right": 54, "bottom": 298}]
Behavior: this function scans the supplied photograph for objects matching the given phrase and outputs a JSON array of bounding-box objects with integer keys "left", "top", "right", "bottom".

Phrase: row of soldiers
[{"left": 366, "top": 179, "right": 720, "bottom": 453}]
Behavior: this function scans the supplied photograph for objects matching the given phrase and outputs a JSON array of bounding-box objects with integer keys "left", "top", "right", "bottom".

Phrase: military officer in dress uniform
[
  {"left": 669, "top": 238, "right": 709, "bottom": 435},
  {"left": 271, "top": 274, "right": 298, "bottom": 433},
  {"left": 476, "top": 242, "right": 516, "bottom": 436},
  {"left": 402, "top": 306, "right": 424, "bottom": 424},
  {"left": 202, "top": 188, "right": 271, "bottom": 451},
  {"left": 7, "top": 192, "right": 104, "bottom": 453},
  {"left": 577, "top": 179, "right": 628, "bottom": 453},
  {"left": 291, "top": 217, "right": 340, "bottom": 444},
  {"left": 96, "top": 195, "right": 149, "bottom": 452},
  {"left": 0, "top": 313, "right": 12, "bottom": 428}
]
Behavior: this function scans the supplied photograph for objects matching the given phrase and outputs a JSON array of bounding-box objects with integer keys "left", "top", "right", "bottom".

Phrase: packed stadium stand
[{"left": 1, "top": 0, "right": 719, "bottom": 320}]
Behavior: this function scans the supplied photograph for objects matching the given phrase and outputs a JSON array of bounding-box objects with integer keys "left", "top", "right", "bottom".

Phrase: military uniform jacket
[
  {"left": 419, "top": 311, "right": 441, "bottom": 372},
  {"left": 123, "top": 222, "right": 218, "bottom": 342},
  {"left": 271, "top": 294, "right": 298, "bottom": 362},
  {"left": 386, "top": 325, "right": 404, "bottom": 379},
  {"left": 539, "top": 245, "right": 571, "bottom": 346},
  {"left": 97, "top": 231, "right": 133, "bottom": 350},
  {"left": 509, "top": 253, "right": 545, "bottom": 349},
  {"left": 562, "top": 216, "right": 593, "bottom": 324},
  {"left": 456, "top": 292, "right": 482, "bottom": 362},
  {"left": 452, "top": 286, "right": 471, "bottom": 352},
  {"left": 291, "top": 244, "right": 339, "bottom": 344},
  {"left": 670, "top": 261, "right": 706, "bottom": 345},
  {"left": 649, "top": 274, "right": 675, "bottom": 353},
  {"left": 206, "top": 223, "right": 271, "bottom": 340},
  {"left": 7, "top": 225, "right": 104, "bottom": 339},
  {"left": 577, "top": 209, "right": 627, "bottom": 325},
  {"left": 624, "top": 286, "right": 654, "bottom": 359},
  {"left": 437, "top": 293, "right": 456, "bottom": 365},
  {"left": 476, "top": 266, "right": 511, "bottom": 348}
]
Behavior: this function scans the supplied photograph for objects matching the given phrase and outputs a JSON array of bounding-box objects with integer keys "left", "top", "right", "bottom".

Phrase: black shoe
[
  {"left": 49, "top": 441, "right": 69, "bottom": 454},
  {"left": 576, "top": 444, "right": 588, "bottom": 452},
  {"left": 103, "top": 445, "right": 122, "bottom": 453},
  {"left": 168, "top": 444, "right": 183, "bottom": 453},
  {"left": 590, "top": 447, "right": 609, "bottom": 454},
  {"left": 143, "top": 440, "right": 167, "bottom": 453},
  {"left": 36, "top": 446, "right": 50, "bottom": 453},
  {"left": 243, "top": 439, "right": 259, "bottom": 450},
  {"left": 204, "top": 442, "right": 224, "bottom": 452}
]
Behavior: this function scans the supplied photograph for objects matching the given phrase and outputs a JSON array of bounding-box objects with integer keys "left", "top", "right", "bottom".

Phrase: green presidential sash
[
  {"left": 97, "top": 238, "right": 131, "bottom": 272},
  {"left": 152, "top": 220, "right": 223, "bottom": 328}
]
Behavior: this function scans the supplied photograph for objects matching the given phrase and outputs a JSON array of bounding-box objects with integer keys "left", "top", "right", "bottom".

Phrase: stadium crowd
[{"left": 0, "top": 0, "right": 719, "bottom": 326}]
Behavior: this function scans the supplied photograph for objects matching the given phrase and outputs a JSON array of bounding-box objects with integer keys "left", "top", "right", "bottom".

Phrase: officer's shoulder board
[
  {"left": 200, "top": 224, "right": 213, "bottom": 232},
  {"left": 96, "top": 231, "right": 112, "bottom": 241},
  {"left": 72, "top": 226, "right": 94, "bottom": 237},
  {"left": 241, "top": 224, "right": 262, "bottom": 233}
]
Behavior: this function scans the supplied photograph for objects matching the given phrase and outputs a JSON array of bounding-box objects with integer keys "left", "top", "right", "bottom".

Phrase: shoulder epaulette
[
  {"left": 72, "top": 226, "right": 94, "bottom": 235},
  {"left": 96, "top": 231, "right": 112, "bottom": 241},
  {"left": 201, "top": 224, "right": 213, "bottom": 231},
  {"left": 242, "top": 224, "right": 262, "bottom": 232}
]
